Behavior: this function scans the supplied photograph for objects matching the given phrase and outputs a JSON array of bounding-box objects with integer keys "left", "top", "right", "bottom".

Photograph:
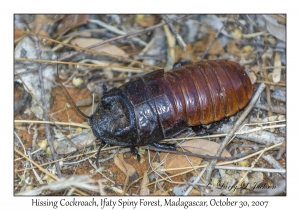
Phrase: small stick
[
  {"left": 256, "top": 80, "right": 286, "bottom": 86},
  {"left": 125, "top": 142, "right": 282, "bottom": 190},
  {"left": 14, "top": 120, "right": 90, "bottom": 128},
  {"left": 31, "top": 35, "right": 63, "bottom": 179},
  {"left": 60, "top": 15, "right": 189, "bottom": 62},
  {"left": 205, "top": 83, "right": 266, "bottom": 185},
  {"left": 88, "top": 19, "right": 147, "bottom": 46},
  {"left": 14, "top": 72, "right": 81, "bottom": 152},
  {"left": 276, "top": 139, "right": 286, "bottom": 160},
  {"left": 255, "top": 102, "right": 286, "bottom": 114},
  {"left": 16, "top": 16, "right": 189, "bottom": 78},
  {"left": 183, "top": 167, "right": 206, "bottom": 196},
  {"left": 14, "top": 148, "right": 89, "bottom": 196},
  {"left": 231, "top": 147, "right": 266, "bottom": 193},
  {"left": 161, "top": 15, "right": 186, "bottom": 51},
  {"left": 262, "top": 154, "right": 285, "bottom": 176}
]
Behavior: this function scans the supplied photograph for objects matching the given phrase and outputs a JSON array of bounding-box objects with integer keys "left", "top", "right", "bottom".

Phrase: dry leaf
[
  {"left": 114, "top": 154, "right": 138, "bottom": 182},
  {"left": 176, "top": 43, "right": 197, "bottom": 62},
  {"left": 14, "top": 26, "right": 26, "bottom": 44},
  {"left": 181, "top": 139, "right": 231, "bottom": 158},
  {"left": 227, "top": 41, "right": 240, "bottom": 56},
  {"left": 57, "top": 15, "right": 89, "bottom": 35},
  {"left": 262, "top": 15, "right": 286, "bottom": 42},
  {"left": 160, "top": 152, "right": 202, "bottom": 175},
  {"left": 194, "top": 29, "right": 224, "bottom": 55},
  {"left": 136, "top": 15, "right": 156, "bottom": 27},
  {"left": 149, "top": 189, "right": 169, "bottom": 196},
  {"left": 30, "top": 14, "right": 64, "bottom": 34},
  {"left": 71, "top": 38, "right": 128, "bottom": 58},
  {"left": 160, "top": 139, "right": 231, "bottom": 175},
  {"left": 139, "top": 172, "right": 150, "bottom": 195}
]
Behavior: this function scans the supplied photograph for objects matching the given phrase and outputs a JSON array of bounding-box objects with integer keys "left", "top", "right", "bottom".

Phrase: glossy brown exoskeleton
[{"left": 63, "top": 60, "right": 254, "bottom": 167}]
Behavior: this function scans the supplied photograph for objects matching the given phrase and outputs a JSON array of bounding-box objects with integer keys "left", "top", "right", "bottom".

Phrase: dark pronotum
[{"left": 61, "top": 60, "right": 254, "bottom": 167}]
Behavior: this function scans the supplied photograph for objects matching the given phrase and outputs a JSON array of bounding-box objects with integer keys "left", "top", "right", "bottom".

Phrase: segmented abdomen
[
  {"left": 121, "top": 60, "right": 254, "bottom": 142},
  {"left": 165, "top": 60, "right": 254, "bottom": 125}
]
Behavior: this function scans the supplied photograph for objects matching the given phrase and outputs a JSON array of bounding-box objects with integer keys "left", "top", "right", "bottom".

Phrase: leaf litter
[{"left": 14, "top": 14, "right": 286, "bottom": 196}]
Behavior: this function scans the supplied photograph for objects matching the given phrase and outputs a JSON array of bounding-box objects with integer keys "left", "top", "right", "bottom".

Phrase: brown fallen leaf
[
  {"left": 160, "top": 146, "right": 202, "bottom": 175},
  {"left": 14, "top": 26, "right": 26, "bottom": 44},
  {"left": 175, "top": 43, "right": 198, "bottom": 63},
  {"left": 71, "top": 38, "right": 129, "bottom": 58},
  {"left": 57, "top": 15, "right": 89, "bottom": 36},
  {"left": 160, "top": 152, "right": 202, "bottom": 175},
  {"left": 226, "top": 40, "right": 240, "bottom": 57},
  {"left": 30, "top": 14, "right": 65, "bottom": 34},
  {"left": 194, "top": 28, "right": 225, "bottom": 55},
  {"left": 160, "top": 139, "right": 231, "bottom": 175},
  {"left": 114, "top": 153, "right": 138, "bottom": 182},
  {"left": 181, "top": 139, "right": 231, "bottom": 158}
]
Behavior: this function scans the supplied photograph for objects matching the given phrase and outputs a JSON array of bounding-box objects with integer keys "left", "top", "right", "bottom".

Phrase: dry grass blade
[
  {"left": 17, "top": 176, "right": 100, "bottom": 195},
  {"left": 14, "top": 148, "right": 89, "bottom": 195}
]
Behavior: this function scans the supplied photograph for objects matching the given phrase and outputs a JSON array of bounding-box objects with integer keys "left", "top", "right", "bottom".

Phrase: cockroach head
[{"left": 89, "top": 92, "right": 137, "bottom": 146}]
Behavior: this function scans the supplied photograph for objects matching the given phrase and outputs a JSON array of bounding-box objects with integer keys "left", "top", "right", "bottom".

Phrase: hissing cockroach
[{"left": 61, "top": 60, "right": 254, "bottom": 167}]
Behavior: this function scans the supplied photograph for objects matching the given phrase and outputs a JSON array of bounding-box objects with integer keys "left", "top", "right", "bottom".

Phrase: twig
[
  {"left": 88, "top": 19, "right": 147, "bottom": 46},
  {"left": 27, "top": 150, "right": 44, "bottom": 184},
  {"left": 15, "top": 57, "right": 150, "bottom": 72},
  {"left": 14, "top": 119, "right": 90, "bottom": 128},
  {"left": 14, "top": 148, "right": 89, "bottom": 195},
  {"left": 161, "top": 15, "right": 186, "bottom": 51},
  {"left": 146, "top": 142, "right": 281, "bottom": 187},
  {"left": 205, "top": 83, "right": 266, "bottom": 185},
  {"left": 147, "top": 145, "right": 256, "bottom": 161},
  {"left": 26, "top": 31, "right": 160, "bottom": 70},
  {"left": 183, "top": 167, "right": 206, "bottom": 196},
  {"left": 255, "top": 102, "right": 286, "bottom": 114},
  {"left": 218, "top": 124, "right": 285, "bottom": 145},
  {"left": 16, "top": 16, "right": 188, "bottom": 78},
  {"left": 59, "top": 15, "right": 189, "bottom": 62},
  {"left": 200, "top": 15, "right": 230, "bottom": 61},
  {"left": 256, "top": 80, "right": 286, "bottom": 86},
  {"left": 214, "top": 165, "right": 285, "bottom": 173},
  {"left": 231, "top": 147, "right": 266, "bottom": 193},
  {"left": 14, "top": 73, "right": 81, "bottom": 152},
  {"left": 262, "top": 154, "right": 285, "bottom": 177},
  {"left": 14, "top": 131, "right": 26, "bottom": 154},
  {"left": 228, "top": 144, "right": 266, "bottom": 153},
  {"left": 32, "top": 35, "right": 63, "bottom": 179},
  {"left": 276, "top": 139, "right": 286, "bottom": 160},
  {"left": 237, "top": 41, "right": 286, "bottom": 49}
]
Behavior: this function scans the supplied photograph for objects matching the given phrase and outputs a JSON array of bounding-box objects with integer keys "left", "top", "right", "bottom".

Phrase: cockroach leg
[
  {"left": 130, "top": 146, "right": 140, "bottom": 162},
  {"left": 96, "top": 141, "right": 107, "bottom": 168},
  {"left": 151, "top": 142, "right": 177, "bottom": 151},
  {"left": 173, "top": 61, "right": 191, "bottom": 68},
  {"left": 191, "top": 117, "right": 230, "bottom": 135}
]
